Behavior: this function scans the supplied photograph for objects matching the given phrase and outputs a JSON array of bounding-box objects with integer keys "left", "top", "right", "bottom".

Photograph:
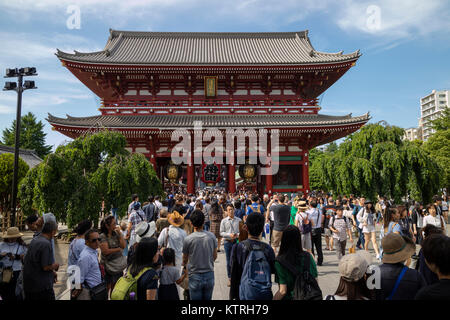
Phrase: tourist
[
  {"left": 229, "top": 212, "right": 275, "bottom": 300},
  {"left": 375, "top": 233, "right": 426, "bottom": 300},
  {"left": 265, "top": 194, "right": 278, "bottom": 245},
  {"left": 220, "top": 204, "right": 241, "bottom": 287},
  {"left": 156, "top": 208, "right": 170, "bottom": 238},
  {"left": 359, "top": 200, "right": 381, "bottom": 259},
  {"left": 209, "top": 200, "right": 224, "bottom": 252},
  {"left": 309, "top": 201, "right": 324, "bottom": 266},
  {"left": 128, "top": 194, "right": 139, "bottom": 217},
  {"left": 158, "top": 248, "right": 187, "bottom": 300},
  {"left": 143, "top": 195, "right": 159, "bottom": 223},
  {"left": 398, "top": 205, "right": 415, "bottom": 242},
  {"left": 182, "top": 210, "right": 218, "bottom": 300},
  {"left": 325, "top": 251, "right": 373, "bottom": 300},
  {"left": 273, "top": 225, "right": 318, "bottom": 300},
  {"left": 290, "top": 196, "right": 298, "bottom": 225},
  {"left": 415, "top": 225, "right": 444, "bottom": 285},
  {"left": 329, "top": 207, "right": 353, "bottom": 261},
  {"left": 352, "top": 198, "right": 365, "bottom": 250},
  {"left": 23, "top": 220, "right": 59, "bottom": 301},
  {"left": 423, "top": 204, "right": 446, "bottom": 232},
  {"left": 125, "top": 201, "right": 147, "bottom": 248},
  {"left": 246, "top": 194, "right": 265, "bottom": 217},
  {"left": 154, "top": 195, "right": 163, "bottom": 212},
  {"left": 203, "top": 197, "right": 212, "bottom": 231},
  {"left": 442, "top": 195, "right": 449, "bottom": 224},
  {"left": 24, "top": 214, "right": 41, "bottom": 237},
  {"left": 129, "top": 237, "right": 160, "bottom": 300},
  {"left": 415, "top": 234, "right": 450, "bottom": 299},
  {"left": 233, "top": 199, "right": 245, "bottom": 221},
  {"left": 272, "top": 194, "right": 291, "bottom": 254},
  {"left": 0, "top": 227, "right": 27, "bottom": 301},
  {"left": 323, "top": 198, "right": 336, "bottom": 251},
  {"left": 72, "top": 229, "right": 107, "bottom": 300},
  {"left": 68, "top": 219, "right": 92, "bottom": 266},
  {"left": 120, "top": 221, "right": 129, "bottom": 256},
  {"left": 411, "top": 202, "right": 425, "bottom": 245},
  {"left": 99, "top": 215, "right": 127, "bottom": 295},
  {"left": 127, "top": 221, "right": 157, "bottom": 266},
  {"left": 295, "top": 200, "right": 313, "bottom": 254},
  {"left": 158, "top": 210, "right": 187, "bottom": 270}
]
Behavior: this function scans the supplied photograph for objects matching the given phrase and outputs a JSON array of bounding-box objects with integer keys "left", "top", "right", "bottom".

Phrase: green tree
[
  {"left": 1, "top": 112, "right": 52, "bottom": 159},
  {"left": 317, "top": 123, "right": 440, "bottom": 203},
  {"left": 18, "top": 130, "right": 163, "bottom": 227},
  {"left": 423, "top": 107, "right": 450, "bottom": 191},
  {"left": 308, "top": 147, "right": 328, "bottom": 191},
  {"left": 0, "top": 153, "right": 29, "bottom": 213}
]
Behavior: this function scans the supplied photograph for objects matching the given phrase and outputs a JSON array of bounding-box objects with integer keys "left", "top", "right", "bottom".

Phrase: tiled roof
[
  {"left": 56, "top": 29, "right": 360, "bottom": 65},
  {"left": 47, "top": 113, "right": 370, "bottom": 129},
  {"left": 0, "top": 145, "right": 43, "bottom": 168}
]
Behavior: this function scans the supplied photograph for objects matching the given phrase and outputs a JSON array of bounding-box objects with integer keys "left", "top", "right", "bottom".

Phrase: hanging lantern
[
  {"left": 201, "top": 162, "right": 221, "bottom": 185},
  {"left": 239, "top": 162, "right": 257, "bottom": 182},
  {"left": 165, "top": 162, "right": 181, "bottom": 184}
]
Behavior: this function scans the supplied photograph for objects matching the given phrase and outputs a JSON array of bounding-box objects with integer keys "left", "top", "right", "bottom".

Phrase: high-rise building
[
  {"left": 420, "top": 89, "right": 449, "bottom": 141},
  {"left": 403, "top": 127, "right": 422, "bottom": 141}
]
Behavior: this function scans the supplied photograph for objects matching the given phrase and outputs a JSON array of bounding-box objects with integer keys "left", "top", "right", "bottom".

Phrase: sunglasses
[{"left": 90, "top": 238, "right": 101, "bottom": 242}]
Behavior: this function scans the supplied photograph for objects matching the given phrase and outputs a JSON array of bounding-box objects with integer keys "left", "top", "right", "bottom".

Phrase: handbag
[
  {"left": 88, "top": 281, "right": 108, "bottom": 300},
  {"left": 1, "top": 244, "right": 20, "bottom": 284},
  {"left": 104, "top": 255, "right": 127, "bottom": 275}
]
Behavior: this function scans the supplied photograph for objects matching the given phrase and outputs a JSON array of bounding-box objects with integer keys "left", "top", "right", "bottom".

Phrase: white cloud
[{"left": 0, "top": 105, "right": 14, "bottom": 114}]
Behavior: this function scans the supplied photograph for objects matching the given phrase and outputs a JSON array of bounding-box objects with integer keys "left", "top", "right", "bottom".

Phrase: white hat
[{"left": 135, "top": 221, "right": 156, "bottom": 243}]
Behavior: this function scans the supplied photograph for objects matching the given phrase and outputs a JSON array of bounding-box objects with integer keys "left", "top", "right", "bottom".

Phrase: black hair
[
  {"left": 278, "top": 225, "right": 304, "bottom": 267},
  {"left": 162, "top": 247, "right": 176, "bottom": 265},
  {"left": 25, "top": 214, "right": 39, "bottom": 225},
  {"left": 100, "top": 215, "right": 115, "bottom": 235},
  {"left": 422, "top": 234, "right": 450, "bottom": 276},
  {"left": 278, "top": 195, "right": 286, "bottom": 203},
  {"left": 336, "top": 206, "right": 344, "bottom": 212},
  {"left": 226, "top": 203, "right": 234, "bottom": 210},
  {"left": 132, "top": 194, "right": 139, "bottom": 201},
  {"left": 190, "top": 210, "right": 205, "bottom": 228},
  {"left": 251, "top": 195, "right": 259, "bottom": 202},
  {"left": 155, "top": 195, "right": 160, "bottom": 201},
  {"left": 310, "top": 201, "right": 318, "bottom": 208},
  {"left": 148, "top": 195, "right": 155, "bottom": 202},
  {"left": 422, "top": 224, "right": 444, "bottom": 239},
  {"left": 130, "top": 237, "right": 159, "bottom": 277},
  {"left": 41, "top": 220, "right": 58, "bottom": 234},
  {"left": 74, "top": 219, "right": 93, "bottom": 236},
  {"left": 245, "top": 212, "right": 264, "bottom": 237},
  {"left": 234, "top": 200, "right": 241, "bottom": 209},
  {"left": 84, "top": 229, "right": 99, "bottom": 241}
]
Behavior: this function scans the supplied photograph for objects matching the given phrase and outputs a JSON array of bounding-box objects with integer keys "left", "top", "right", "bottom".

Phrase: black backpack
[{"left": 276, "top": 253, "right": 323, "bottom": 300}]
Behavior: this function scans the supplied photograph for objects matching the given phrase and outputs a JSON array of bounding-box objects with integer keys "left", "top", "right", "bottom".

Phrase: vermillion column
[
  {"left": 187, "top": 131, "right": 195, "bottom": 194},
  {"left": 266, "top": 130, "right": 273, "bottom": 196},
  {"left": 228, "top": 163, "right": 236, "bottom": 194},
  {"left": 303, "top": 151, "right": 310, "bottom": 194}
]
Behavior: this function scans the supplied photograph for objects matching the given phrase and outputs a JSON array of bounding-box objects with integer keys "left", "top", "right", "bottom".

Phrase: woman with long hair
[
  {"left": 398, "top": 205, "right": 415, "bottom": 242},
  {"left": 411, "top": 202, "right": 425, "bottom": 245},
  {"left": 273, "top": 225, "right": 318, "bottom": 300},
  {"left": 423, "top": 204, "right": 446, "bottom": 232},
  {"left": 361, "top": 201, "right": 380, "bottom": 259},
  {"left": 100, "top": 215, "right": 126, "bottom": 295},
  {"left": 129, "top": 237, "right": 160, "bottom": 300}
]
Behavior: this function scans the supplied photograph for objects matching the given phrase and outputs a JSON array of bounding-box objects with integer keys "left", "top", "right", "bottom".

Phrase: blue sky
[{"left": 0, "top": 0, "right": 449, "bottom": 150}]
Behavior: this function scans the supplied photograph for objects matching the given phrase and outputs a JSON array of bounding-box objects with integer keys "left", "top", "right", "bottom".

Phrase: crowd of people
[{"left": 1, "top": 190, "right": 449, "bottom": 301}]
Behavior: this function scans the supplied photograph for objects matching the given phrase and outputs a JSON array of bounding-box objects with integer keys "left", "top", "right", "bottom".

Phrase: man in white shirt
[{"left": 220, "top": 204, "right": 241, "bottom": 286}]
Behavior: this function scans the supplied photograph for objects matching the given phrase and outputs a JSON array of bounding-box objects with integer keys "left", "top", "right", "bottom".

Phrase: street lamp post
[{"left": 3, "top": 67, "right": 37, "bottom": 227}]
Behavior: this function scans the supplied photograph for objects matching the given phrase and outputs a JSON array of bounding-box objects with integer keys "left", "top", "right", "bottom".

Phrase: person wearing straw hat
[
  {"left": 0, "top": 227, "right": 27, "bottom": 300},
  {"left": 158, "top": 211, "right": 187, "bottom": 270},
  {"left": 295, "top": 200, "right": 313, "bottom": 254},
  {"left": 375, "top": 233, "right": 426, "bottom": 300},
  {"left": 325, "top": 250, "right": 374, "bottom": 300},
  {"left": 126, "top": 221, "right": 156, "bottom": 267}
]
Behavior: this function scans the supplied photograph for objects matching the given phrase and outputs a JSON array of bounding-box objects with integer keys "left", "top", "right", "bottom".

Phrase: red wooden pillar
[
  {"left": 266, "top": 171, "right": 273, "bottom": 196},
  {"left": 266, "top": 130, "right": 273, "bottom": 196},
  {"left": 187, "top": 132, "right": 194, "bottom": 195},
  {"left": 303, "top": 151, "right": 310, "bottom": 194},
  {"left": 228, "top": 163, "right": 236, "bottom": 194}
]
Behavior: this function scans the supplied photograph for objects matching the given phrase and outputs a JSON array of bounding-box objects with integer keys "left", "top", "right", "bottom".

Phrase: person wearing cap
[
  {"left": 23, "top": 220, "right": 59, "bottom": 301},
  {"left": 126, "top": 201, "right": 147, "bottom": 248},
  {"left": 415, "top": 234, "right": 450, "bottom": 300},
  {"left": 375, "top": 233, "right": 426, "bottom": 300},
  {"left": 324, "top": 251, "right": 374, "bottom": 300},
  {"left": 0, "top": 227, "right": 27, "bottom": 300},
  {"left": 158, "top": 211, "right": 187, "bottom": 270}
]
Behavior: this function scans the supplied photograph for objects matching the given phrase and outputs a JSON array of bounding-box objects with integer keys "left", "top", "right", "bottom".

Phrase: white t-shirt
[
  {"left": 0, "top": 242, "right": 27, "bottom": 271},
  {"left": 423, "top": 214, "right": 444, "bottom": 229},
  {"left": 295, "top": 212, "right": 310, "bottom": 230}
]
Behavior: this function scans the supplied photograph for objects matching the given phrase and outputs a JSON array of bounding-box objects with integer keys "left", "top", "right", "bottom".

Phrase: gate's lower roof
[{"left": 47, "top": 113, "right": 370, "bottom": 130}]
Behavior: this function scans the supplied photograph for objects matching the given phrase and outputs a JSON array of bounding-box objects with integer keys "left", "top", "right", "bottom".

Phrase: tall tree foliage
[
  {"left": 0, "top": 153, "right": 29, "bottom": 213},
  {"left": 309, "top": 123, "right": 441, "bottom": 204},
  {"left": 423, "top": 107, "right": 450, "bottom": 191},
  {"left": 18, "top": 130, "right": 163, "bottom": 227},
  {"left": 1, "top": 112, "right": 52, "bottom": 158}
]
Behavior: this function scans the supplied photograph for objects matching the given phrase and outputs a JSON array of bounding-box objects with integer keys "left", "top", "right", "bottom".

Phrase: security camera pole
[{"left": 3, "top": 67, "right": 37, "bottom": 227}]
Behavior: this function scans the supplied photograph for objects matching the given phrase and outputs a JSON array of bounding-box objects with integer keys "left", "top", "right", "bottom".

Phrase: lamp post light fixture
[{"left": 3, "top": 67, "right": 38, "bottom": 227}]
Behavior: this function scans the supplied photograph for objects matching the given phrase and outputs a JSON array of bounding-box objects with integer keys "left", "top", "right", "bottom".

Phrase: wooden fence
[{"left": 1, "top": 209, "right": 25, "bottom": 232}]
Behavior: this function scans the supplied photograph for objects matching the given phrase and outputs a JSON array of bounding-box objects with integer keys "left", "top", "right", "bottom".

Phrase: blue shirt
[
  {"left": 234, "top": 208, "right": 245, "bottom": 220},
  {"left": 77, "top": 246, "right": 102, "bottom": 289},
  {"left": 68, "top": 238, "right": 86, "bottom": 266},
  {"left": 246, "top": 203, "right": 265, "bottom": 216}
]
